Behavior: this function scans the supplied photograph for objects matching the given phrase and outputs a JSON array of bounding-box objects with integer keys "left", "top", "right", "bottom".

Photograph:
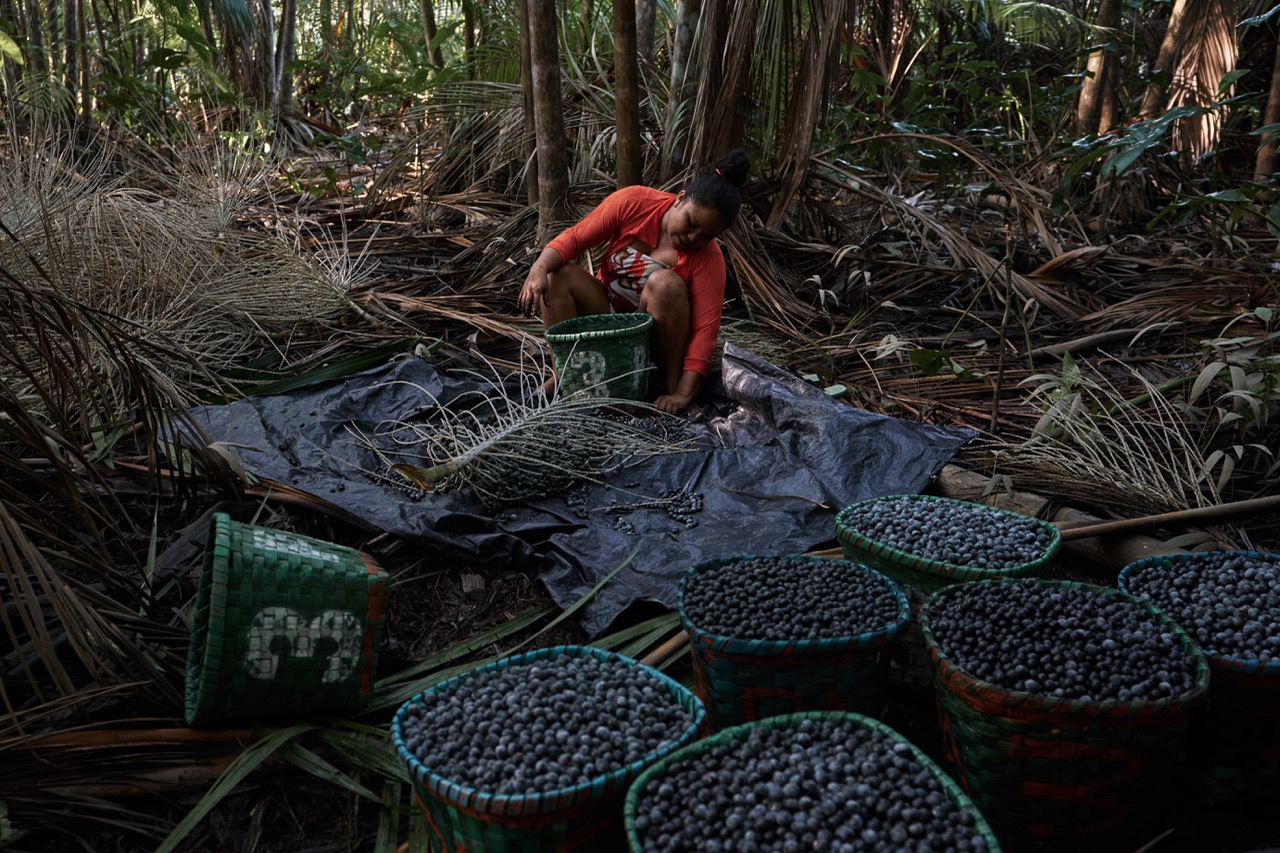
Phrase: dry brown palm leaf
[
  {"left": 973, "top": 358, "right": 1220, "bottom": 517},
  {"left": 811, "top": 151, "right": 1090, "bottom": 321},
  {"left": 1078, "top": 264, "right": 1267, "bottom": 330}
]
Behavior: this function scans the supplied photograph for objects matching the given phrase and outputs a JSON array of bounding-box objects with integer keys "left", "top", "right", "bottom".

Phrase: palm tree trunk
[
  {"left": 1254, "top": 32, "right": 1280, "bottom": 181},
  {"left": 418, "top": 0, "right": 444, "bottom": 67},
  {"left": 517, "top": 0, "right": 539, "bottom": 205},
  {"left": 76, "top": 0, "right": 89, "bottom": 122},
  {"left": 636, "top": 0, "right": 655, "bottom": 65},
  {"left": 689, "top": 0, "right": 758, "bottom": 171},
  {"left": 274, "top": 0, "right": 298, "bottom": 116},
  {"left": 1075, "top": 0, "right": 1121, "bottom": 135},
  {"left": 1164, "top": 0, "right": 1236, "bottom": 167},
  {"left": 1138, "top": 0, "right": 1191, "bottom": 120},
  {"left": 661, "top": 0, "right": 700, "bottom": 179},
  {"left": 62, "top": 0, "right": 76, "bottom": 102},
  {"left": 766, "top": 0, "right": 843, "bottom": 226},
  {"left": 614, "top": 0, "right": 642, "bottom": 186},
  {"left": 464, "top": 0, "right": 476, "bottom": 75},
  {"left": 528, "top": 0, "right": 570, "bottom": 235}
]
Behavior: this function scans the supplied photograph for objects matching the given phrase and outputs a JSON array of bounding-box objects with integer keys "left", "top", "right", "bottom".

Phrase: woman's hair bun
[{"left": 713, "top": 149, "right": 751, "bottom": 188}]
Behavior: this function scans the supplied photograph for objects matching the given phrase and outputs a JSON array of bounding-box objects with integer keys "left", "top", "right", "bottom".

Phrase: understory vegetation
[{"left": 2, "top": 0, "right": 1279, "bottom": 849}]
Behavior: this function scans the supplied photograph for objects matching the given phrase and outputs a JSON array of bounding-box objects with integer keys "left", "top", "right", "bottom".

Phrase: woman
[{"left": 518, "top": 150, "right": 751, "bottom": 414}]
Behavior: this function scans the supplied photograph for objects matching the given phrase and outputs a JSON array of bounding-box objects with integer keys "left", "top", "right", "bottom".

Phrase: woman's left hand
[{"left": 653, "top": 393, "right": 693, "bottom": 414}]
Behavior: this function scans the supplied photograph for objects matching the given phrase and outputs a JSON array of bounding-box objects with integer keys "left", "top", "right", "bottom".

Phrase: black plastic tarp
[{"left": 189, "top": 343, "right": 975, "bottom": 635}]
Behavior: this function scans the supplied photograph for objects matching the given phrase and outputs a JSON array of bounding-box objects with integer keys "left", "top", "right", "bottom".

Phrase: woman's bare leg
[
  {"left": 533, "top": 263, "right": 611, "bottom": 394},
  {"left": 539, "top": 263, "right": 611, "bottom": 328},
  {"left": 638, "top": 270, "right": 691, "bottom": 395}
]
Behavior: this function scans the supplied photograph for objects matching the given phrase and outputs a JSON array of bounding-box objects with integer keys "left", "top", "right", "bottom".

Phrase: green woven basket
[
  {"left": 624, "top": 710, "right": 1002, "bottom": 852},
  {"left": 545, "top": 312, "right": 653, "bottom": 400},
  {"left": 921, "top": 579, "right": 1210, "bottom": 849},
  {"left": 390, "top": 645, "right": 704, "bottom": 852},
  {"left": 677, "top": 555, "right": 910, "bottom": 731},
  {"left": 1119, "top": 550, "right": 1280, "bottom": 809},
  {"left": 184, "top": 513, "right": 389, "bottom": 726},
  {"left": 835, "top": 494, "right": 1061, "bottom": 690}
]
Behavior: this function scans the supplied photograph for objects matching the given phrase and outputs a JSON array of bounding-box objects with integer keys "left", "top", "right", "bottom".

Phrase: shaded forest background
[{"left": 2, "top": 0, "right": 1280, "bottom": 849}]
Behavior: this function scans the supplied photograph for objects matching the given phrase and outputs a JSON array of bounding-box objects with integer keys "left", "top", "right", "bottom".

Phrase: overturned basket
[
  {"left": 184, "top": 513, "right": 389, "bottom": 725},
  {"left": 545, "top": 312, "right": 653, "bottom": 400}
]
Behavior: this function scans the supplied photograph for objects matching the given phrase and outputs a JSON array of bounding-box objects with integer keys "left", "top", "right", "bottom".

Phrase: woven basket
[
  {"left": 835, "top": 494, "right": 1061, "bottom": 690},
  {"left": 391, "top": 645, "right": 704, "bottom": 852},
  {"left": 1119, "top": 550, "right": 1280, "bottom": 809},
  {"left": 624, "top": 710, "right": 1002, "bottom": 852},
  {"left": 678, "top": 555, "right": 909, "bottom": 731},
  {"left": 922, "top": 579, "right": 1210, "bottom": 849},
  {"left": 184, "top": 513, "right": 389, "bottom": 726},
  {"left": 545, "top": 313, "right": 653, "bottom": 400}
]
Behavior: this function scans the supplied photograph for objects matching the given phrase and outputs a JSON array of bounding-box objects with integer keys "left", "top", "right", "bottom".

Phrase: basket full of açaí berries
[
  {"left": 1120, "top": 549, "right": 1280, "bottom": 808},
  {"left": 391, "top": 645, "right": 703, "bottom": 851},
  {"left": 834, "top": 494, "right": 1062, "bottom": 687},
  {"left": 678, "top": 555, "right": 909, "bottom": 731},
  {"left": 624, "top": 711, "right": 1002, "bottom": 852},
  {"left": 921, "top": 578, "right": 1210, "bottom": 849}
]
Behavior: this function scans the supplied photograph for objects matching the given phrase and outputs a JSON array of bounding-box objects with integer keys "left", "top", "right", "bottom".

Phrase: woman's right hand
[{"left": 518, "top": 270, "right": 547, "bottom": 317}]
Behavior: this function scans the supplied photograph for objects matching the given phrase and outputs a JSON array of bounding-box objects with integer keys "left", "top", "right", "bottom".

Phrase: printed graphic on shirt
[{"left": 604, "top": 245, "right": 670, "bottom": 312}]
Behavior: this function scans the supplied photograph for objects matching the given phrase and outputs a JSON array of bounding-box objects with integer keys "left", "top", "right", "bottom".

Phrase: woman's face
[{"left": 666, "top": 193, "right": 726, "bottom": 252}]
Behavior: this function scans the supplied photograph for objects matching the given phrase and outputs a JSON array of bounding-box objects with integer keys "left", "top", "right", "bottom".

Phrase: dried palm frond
[
  {"left": 356, "top": 344, "right": 700, "bottom": 508},
  {"left": 973, "top": 356, "right": 1220, "bottom": 516}
]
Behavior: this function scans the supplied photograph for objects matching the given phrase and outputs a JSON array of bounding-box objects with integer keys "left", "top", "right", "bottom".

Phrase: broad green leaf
[
  {"left": 0, "top": 31, "right": 24, "bottom": 64},
  {"left": 1189, "top": 361, "right": 1226, "bottom": 404},
  {"left": 156, "top": 724, "right": 317, "bottom": 853},
  {"left": 279, "top": 740, "right": 385, "bottom": 802}
]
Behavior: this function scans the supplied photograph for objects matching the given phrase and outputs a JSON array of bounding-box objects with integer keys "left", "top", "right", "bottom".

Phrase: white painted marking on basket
[{"left": 244, "top": 606, "right": 364, "bottom": 682}]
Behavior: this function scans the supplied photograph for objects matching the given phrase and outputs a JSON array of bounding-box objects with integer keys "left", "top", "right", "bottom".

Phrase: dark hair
[{"left": 685, "top": 149, "right": 751, "bottom": 228}]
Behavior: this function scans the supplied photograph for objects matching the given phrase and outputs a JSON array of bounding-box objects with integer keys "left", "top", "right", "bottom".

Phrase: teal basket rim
[
  {"left": 545, "top": 312, "right": 653, "bottom": 343},
  {"left": 676, "top": 554, "right": 910, "bottom": 654},
  {"left": 1119, "top": 549, "right": 1280, "bottom": 677},
  {"left": 921, "top": 578, "right": 1211, "bottom": 718},
  {"left": 184, "top": 512, "right": 234, "bottom": 726},
  {"left": 834, "top": 494, "right": 1062, "bottom": 581},
  {"left": 390, "top": 644, "right": 705, "bottom": 816},
  {"left": 623, "top": 710, "right": 1002, "bottom": 851}
]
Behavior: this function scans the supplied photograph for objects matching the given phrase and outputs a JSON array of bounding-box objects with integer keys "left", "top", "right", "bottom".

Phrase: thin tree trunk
[
  {"left": 418, "top": 0, "right": 444, "bottom": 67},
  {"left": 517, "top": 0, "right": 538, "bottom": 205},
  {"left": 1164, "top": 0, "right": 1236, "bottom": 166},
  {"left": 661, "top": 0, "right": 700, "bottom": 179},
  {"left": 274, "top": 0, "right": 297, "bottom": 115},
  {"left": 635, "top": 0, "right": 655, "bottom": 65},
  {"left": 76, "top": 0, "right": 89, "bottom": 122},
  {"left": 689, "top": 0, "right": 757, "bottom": 170},
  {"left": 613, "top": 0, "right": 642, "bottom": 186},
  {"left": 1138, "top": 0, "right": 1191, "bottom": 120},
  {"left": 1075, "top": 0, "right": 1121, "bottom": 135},
  {"left": 27, "top": 0, "right": 47, "bottom": 77},
  {"left": 528, "top": 0, "right": 570, "bottom": 235},
  {"left": 62, "top": 0, "right": 76, "bottom": 99},
  {"left": 766, "top": 0, "right": 842, "bottom": 226},
  {"left": 464, "top": 0, "right": 475, "bottom": 74},
  {"left": 1254, "top": 33, "right": 1280, "bottom": 180}
]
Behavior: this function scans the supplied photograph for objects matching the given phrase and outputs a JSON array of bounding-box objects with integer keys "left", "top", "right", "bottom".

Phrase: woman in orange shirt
[{"left": 518, "top": 150, "right": 750, "bottom": 414}]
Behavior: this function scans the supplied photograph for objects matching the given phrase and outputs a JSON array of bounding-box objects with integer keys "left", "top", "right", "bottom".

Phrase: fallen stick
[
  {"left": 638, "top": 629, "right": 689, "bottom": 669},
  {"left": 1055, "top": 494, "right": 1280, "bottom": 542}
]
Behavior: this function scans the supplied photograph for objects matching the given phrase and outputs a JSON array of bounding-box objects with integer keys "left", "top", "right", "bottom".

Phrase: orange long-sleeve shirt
[{"left": 546, "top": 185, "right": 726, "bottom": 376}]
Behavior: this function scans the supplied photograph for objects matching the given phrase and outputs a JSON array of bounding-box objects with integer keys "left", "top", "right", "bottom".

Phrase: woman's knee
[{"left": 641, "top": 270, "right": 689, "bottom": 311}]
